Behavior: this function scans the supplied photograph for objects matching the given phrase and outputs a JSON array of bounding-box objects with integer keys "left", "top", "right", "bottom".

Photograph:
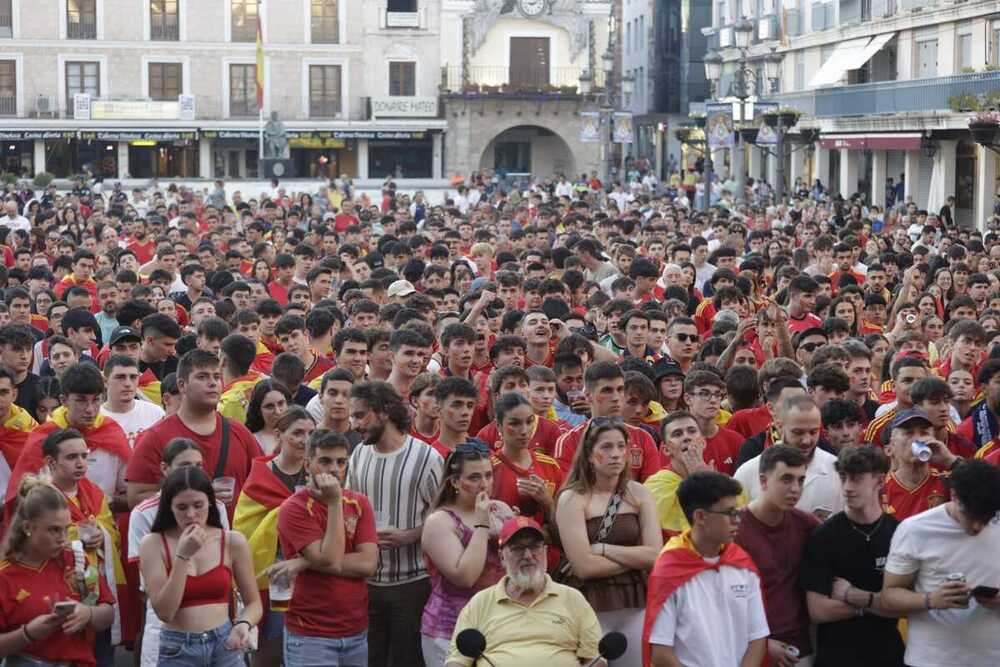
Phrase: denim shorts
[
  {"left": 283, "top": 629, "right": 367, "bottom": 667},
  {"left": 157, "top": 620, "right": 246, "bottom": 667}
]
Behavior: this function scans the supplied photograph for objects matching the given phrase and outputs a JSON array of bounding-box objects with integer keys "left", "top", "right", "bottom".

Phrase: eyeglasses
[
  {"left": 702, "top": 508, "right": 742, "bottom": 520},
  {"left": 674, "top": 333, "right": 699, "bottom": 343},
  {"left": 505, "top": 542, "right": 546, "bottom": 556},
  {"left": 690, "top": 391, "right": 725, "bottom": 402}
]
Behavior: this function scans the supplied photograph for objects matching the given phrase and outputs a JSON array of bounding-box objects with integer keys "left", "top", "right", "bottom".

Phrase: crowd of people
[{"left": 0, "top": 172, "right": 997, "bottom": 667}]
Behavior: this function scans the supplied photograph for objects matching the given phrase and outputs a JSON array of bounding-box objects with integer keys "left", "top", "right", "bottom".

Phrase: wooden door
[{"left": 509, "top": 37, "right": 550, "bottom": 88}]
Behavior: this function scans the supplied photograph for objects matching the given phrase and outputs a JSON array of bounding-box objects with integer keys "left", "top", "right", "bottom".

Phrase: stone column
[
  {"left": 976, "top": 145, "right": 998, "bottom": 232},
  {"left": 871, "top": 149, "right": 887, "bottom": 210},
  {"left": 33, "top": 140, "right": 45, "bottom": 176},
  {"left": 789, "top": 145, "right": 805, "bottom": 190},
  {"left": 934, "top": 139, "right": 958, "bottom": 210},
  {"left": 198, "top": 136, "right": 212, "bottom": 179},
  {"left": 839, "top": 147, "right": 858, "bottom": 198},
  {"left": 432, "top": 132, "right": 443, "bottom": 179},
  {"left": 815, "top": 145, "right": 831, "bottom": 191},
  {"left": 357, "top": 138, "right": 369, "bottom": 179},
  {"left": 117, "top": 141, "right": 129, "bottom": 179},
  {"left": 903, "top": 149, "right": 922, "bottom": 207}
]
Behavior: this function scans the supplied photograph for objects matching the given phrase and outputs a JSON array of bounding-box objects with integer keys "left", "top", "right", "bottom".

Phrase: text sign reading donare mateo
[{"left": 370, "top": 96, "right": 438, "bottom": 118}]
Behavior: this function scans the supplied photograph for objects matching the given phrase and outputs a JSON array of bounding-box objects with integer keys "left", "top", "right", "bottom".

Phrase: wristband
[
  {"left": 473, "top": 524, "right": 489, "bottom": 530},
  {"left": 234, "top": 619, "right": 252, "bottom": 631},
  {"left": 22, "top": 624, "right": 37, "bottom": 643}
]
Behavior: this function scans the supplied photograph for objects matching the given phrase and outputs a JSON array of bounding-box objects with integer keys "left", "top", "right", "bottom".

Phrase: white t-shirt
[
  {"left": 101, "top": 401, "right": 166, "bottom": 450},
  {"left": 734, "top": 447, "right": 843, "bottom": 517},
  {"left": 649, "top": 557, "right": 769, "bottom": 667},
  {"left": 0, "top": 214, "right": 30, "bottom": 234},
  {"left": 885, "top": 504, "right": 1000, "bottom": 667},
  {"left": 86, "top": 449, "right": 128, "bottom": 501}
]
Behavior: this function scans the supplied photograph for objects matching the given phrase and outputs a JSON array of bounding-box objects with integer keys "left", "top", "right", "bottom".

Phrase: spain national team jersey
[
  {"left": 490, "top": 450, "right": 564, "bottom": 523},
  {"left": 882, "top": 471, "right": 949, "bottom": 521},
  {"left": 476, "top": 416, "right": 565, "bottom": 458},
  {"left": 553, "top": 421, "right": 662, "bottom": 481}
]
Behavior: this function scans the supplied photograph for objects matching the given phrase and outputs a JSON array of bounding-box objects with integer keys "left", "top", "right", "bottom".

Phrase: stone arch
[{"left": 479, "top": 125, "right": 576, "bottom": 177}]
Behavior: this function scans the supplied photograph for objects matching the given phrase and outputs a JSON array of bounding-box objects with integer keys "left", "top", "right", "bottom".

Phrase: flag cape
[
  {"left": 29, "top": 313, "right": 49, "bottom": 334},
  {"left": 4, "top": 408, "right": 131, "bottom": 506},
  {"left": 138, "top": 368, "right": 162, "bottom": 405},
  {"left": 218, "top": 371, "right": 265, "bottom": 423},
  {"left": 641, "top": 530, "right": 760, "bottom": 667},
  {"left": 0, "top": 405, "right": 39, "bottom": 499},
  {"left": 250, "top": 339, "right": 275, "bottom": 375},
  {"left": 233, "top": 455, "right": 292, "bottom": 589}
]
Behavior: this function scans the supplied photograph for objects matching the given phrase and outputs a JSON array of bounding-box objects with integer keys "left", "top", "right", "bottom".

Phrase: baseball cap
[
  {"left": 498, "top": 516, "right": 546, "bottom": 547},
  {"left": 890, "top": 408, "right": 933, "bottom": 430},
  {"left": 575, "top": 238, "right": 609, "bottom": 261},
  {"left": 652, "top": 358, "right": 685, "bottom": 384},
  {"left": 469, "top": 277, "right": 489, "bottom": 293},
  {"left": 109, "top": 326, "right": 141, "bottom": 346},
  {"left": 387, "top": 279, "right": 416, "bottom": 299}
]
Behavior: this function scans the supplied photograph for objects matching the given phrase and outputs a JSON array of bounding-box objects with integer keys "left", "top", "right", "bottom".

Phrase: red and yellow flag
[
  {"left": 255, "top": 18, "right": 265, "bottom": 108},
  {"left": 234, "top": 455, "right": 293, "bottom": 590},
  {"left": 219, "top": 370, "right": 265, "bottom": 423}
]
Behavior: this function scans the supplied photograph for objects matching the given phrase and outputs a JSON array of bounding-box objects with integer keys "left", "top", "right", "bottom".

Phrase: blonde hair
[
  {"left": 470, "top": 242, "right": 494, "bottom": 259},
  {"left": 2, "top": 474, "right": 67, "bottom": 559}
]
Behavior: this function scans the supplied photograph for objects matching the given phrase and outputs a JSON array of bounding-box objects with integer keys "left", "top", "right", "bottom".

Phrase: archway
[{"left": 479, "top": 125, "right": 576, "bottom": 179}]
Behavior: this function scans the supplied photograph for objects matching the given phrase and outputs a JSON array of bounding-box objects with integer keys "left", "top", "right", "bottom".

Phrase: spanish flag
[
  {"left": 0, "top": 405, "right": 38, "bottom": 496},
  {"left": 641, "top": 530, "right": 760, "bottom": 667},
  {"left": 255, "top": 18, "right": 265, "bottom": 108},
  {"left": 219, "top": 370, "right": 265, "bottom": 423},
  {"left": 234, "top": 456, "right": 293, "bottom": 594},
  {"left": 137, "top": 368, "right": 162, "bottom": 406},
  {"left": 3, "top": 408, "right": 131, "bottom": 507},
  {"left": 250, "top": 340, "right": 275, "bottom": 375}
]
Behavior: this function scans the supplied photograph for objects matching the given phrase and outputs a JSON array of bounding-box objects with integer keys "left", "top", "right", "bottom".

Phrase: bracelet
[
  {"left": 925, "top": 592, "right": 932, "bottom": 610},
  {"left": 473, "top": 524, "right": 489, "bottom": 530},
  {"left": 22, "top": 623, "right": 36, "bottom": 643},
  {"left": 233, "top": 619, "right": 252, "bottom": 631}
]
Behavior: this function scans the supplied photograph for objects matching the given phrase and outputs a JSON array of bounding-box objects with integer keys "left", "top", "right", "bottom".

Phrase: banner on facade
[
  {"left": 612, "top": 113, "right": 634, "bottom": 144},
  {"left": 79, "top": 130, "right": 198, "bottom": 141},
  {"left": 706, "top": 103, "right": 734, "bottom": 150},
  {"left": 756, "top": 124, "right": 777, "bottom": 146},
  {"left": 579, "top": 112, "right": 600, "bottom": 143},
  {"left": 0, "top": 130, "right": 76, "bottom": 140},
  {"left": 370, "top": 96, "right": 438, "bottom": 118}
]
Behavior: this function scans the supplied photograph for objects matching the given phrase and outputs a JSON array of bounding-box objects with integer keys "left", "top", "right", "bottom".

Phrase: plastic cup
[
  {"left": 213, "top": 476, "right": 237, "bottom": 504},
  {"left": 78, "top": 522, "right": 101, "bottom": 545}
]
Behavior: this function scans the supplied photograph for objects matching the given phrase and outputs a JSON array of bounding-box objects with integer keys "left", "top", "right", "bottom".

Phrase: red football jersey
[
  {"left": 490, "top": 450, "right": 564, "bottom": 523},
  {"left": 882, "top": 471, "right": 949, "bottom": 521}
]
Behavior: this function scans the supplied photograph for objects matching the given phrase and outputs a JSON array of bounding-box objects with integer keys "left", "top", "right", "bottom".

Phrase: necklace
[{"left": 847, "top": 514, "right": 885, "bottom": 542}]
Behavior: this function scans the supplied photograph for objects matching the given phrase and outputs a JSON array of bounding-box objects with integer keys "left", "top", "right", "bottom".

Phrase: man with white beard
[{"left": 445, "top": 517, "right": 605, "bottom": 667}]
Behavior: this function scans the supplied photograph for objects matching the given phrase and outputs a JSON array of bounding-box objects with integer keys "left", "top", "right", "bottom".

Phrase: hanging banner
[
  {"left": 706, "top": 103, "right": 734, "bottom": 150},
  {"left": 756, "top": 124, "right": 778, "bottom": 146},
  {"left": 579, "top": 112, "right": 600, "bottom": 143},
  {"left": 612, "top": 113, "right": 634, "bottom": 144}
]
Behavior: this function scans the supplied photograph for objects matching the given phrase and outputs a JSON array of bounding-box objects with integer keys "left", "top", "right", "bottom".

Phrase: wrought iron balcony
[
  {"left": 67, "top": 16, "right": 97, "bottom": 39},
  {"left": 440, "top": 65, "right": 604, "bottom": 96},
  {"left": 150, "top": 18, "right": 179, "bottom": 40}
]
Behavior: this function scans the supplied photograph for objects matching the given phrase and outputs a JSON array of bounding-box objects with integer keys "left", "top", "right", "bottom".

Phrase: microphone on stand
[
  {"left": 584, "top": 631, "right": 628, "bottom": 666},
  {"left": 456, "top": 628, "right": 497, "bottom": 667}
]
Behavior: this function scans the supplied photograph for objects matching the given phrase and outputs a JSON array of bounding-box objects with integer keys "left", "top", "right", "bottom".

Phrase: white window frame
[
  {"left": 57, "top": 54, "right": 108, "bottom": 111},
  {"left": 59, "top": 0, "right": 104, "bottom": 40},
  {"left": 301, "top": 57, "right": 349, "bottom": 119},
  {"left": 302, "top": 0, "right": 345, "bottom": 45},
  {"left": 386, "top": 59, "right": 418, "bottom": 96},
  {"left": 223, "top": 56, "right": 269, "bottom": 118},
  {"left": 140, "top": 55, "right": 191, "bottom": 99},
  {"left": 0, "top": 53, "right": 23, "bottom": 116},
  {"left": 142, "top": 0, "right": 187, "bottom": 41},
  {"left": 224, "top": 0, "right": 267, "bottom": 43}
]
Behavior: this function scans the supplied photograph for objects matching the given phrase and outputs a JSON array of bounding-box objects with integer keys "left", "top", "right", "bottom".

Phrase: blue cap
[{"left": 890, "top": 408, "right": 932, "bottom": 430}]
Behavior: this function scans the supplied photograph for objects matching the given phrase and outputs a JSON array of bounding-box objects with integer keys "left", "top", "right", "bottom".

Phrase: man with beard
[
  {"left": 445, "top": 517, "right": 603, "bottom": 667},
  {"left": 664, "top": 317, "right": 700, "bottom": 374},
  {"left": 124, "top": 349, "right": 262, "bottom": 511},
  {"left": 735, "top": 395, "right": 843, "bottom": 520},
  {"left": 347, "top": 380, "right": 443, "bottom": 667}
]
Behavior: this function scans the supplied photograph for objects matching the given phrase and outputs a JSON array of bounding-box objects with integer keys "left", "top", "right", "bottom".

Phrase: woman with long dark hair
[
  {"left": 554, "top": 418, "right": 662, "bottom": 667},
  {"left": 244, "top": 380, "right": 293, "bottom": 455},
  {"left": 138, "top": 466, "right": 261, "bottom": 665}
]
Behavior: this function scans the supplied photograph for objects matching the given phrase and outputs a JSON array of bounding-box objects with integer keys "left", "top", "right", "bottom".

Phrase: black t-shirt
[
  {"left": 799, "top": 511, "right": 905, "bottom": 667},
  {"left": 14, "top": 372, "right": 41, "bottom": 421},
  {"left": 139, "top": 356, "right": 178, "bottom": 381},
  {"left": 269, "top": 461, "right": 307, "bottom": 493}
]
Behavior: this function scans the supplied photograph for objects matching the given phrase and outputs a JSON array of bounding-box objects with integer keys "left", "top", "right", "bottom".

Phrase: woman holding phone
[
  {"left": 0, "top": 474, "right": 115, "bottom": 666},
  {"left": 138, "top": 466, "right": 262, "bottom": 666}
]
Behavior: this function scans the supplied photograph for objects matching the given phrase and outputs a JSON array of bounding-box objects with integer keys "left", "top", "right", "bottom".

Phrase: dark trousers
[{"left": 367, "top": 578, "right": 431, "bottom": 667}]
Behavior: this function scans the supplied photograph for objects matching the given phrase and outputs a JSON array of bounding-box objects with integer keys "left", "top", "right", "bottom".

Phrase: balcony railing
[
  {"left": 0, "top": 12, "right": 11, "bottom": 38},
  {"left": 0, "top": 95, "right": 15, "bottom": 116},
  {"left": 440, "top": 66, "right": 603, "bottom": 95},
  {"left": 151, "top": 18, "right": 179, "bottom": 40},
  {"left": 67, "top": 17, "right": 97, "bottom": 39},
  {"left": 773, "top": 70, "right": 1000, "bottom": 117},
  {"left": 309, "top": 99, "right": 343, "bottom": 118}
]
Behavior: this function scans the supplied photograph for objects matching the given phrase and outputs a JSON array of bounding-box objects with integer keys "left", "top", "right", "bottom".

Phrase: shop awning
[
  {"left": 809, "top": 37, "right": 870, "bottom": 87},
  {"left": 857, "top": 33, "right": 896, "bottom": 68},
  {"left": 819, "top": 132, "right": 922, "bottom": 150}
]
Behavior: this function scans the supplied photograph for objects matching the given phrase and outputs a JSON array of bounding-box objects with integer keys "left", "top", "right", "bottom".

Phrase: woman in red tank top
[{"left": 138, "top": 466, "right": 261, "bottom": 666}]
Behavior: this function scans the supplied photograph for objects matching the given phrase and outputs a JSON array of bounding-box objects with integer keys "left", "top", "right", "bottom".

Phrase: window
[
  {"left": 311, "top": 0, "right": 339, "bottom": 43},
  {"left": 0, "top": 61, "right": 14, "bottom": 115},
  {"left": 308, "top": 64, "right": 341, "bottom": 117},
  {"left": 150, "top": 0, "right": 179, "bottom": 40},
  {"left": 66, "top": 61, "right": 99, "bottom": 112},
  {"left": 229, "top": 63, "right": 258, "bottom": 117},
  {"left": 231, "top": 0, "right": 258, "bottom": 42},
  {"left": 387, "top": 0, "right": 416, "bottom": 9},
  {"left": 389, "top": 62, "right": 416, "bottom": 96},
  {"left": 626, "top": 22, "right": 631, "bottom": 53},
  {"left": 916, "top": 38, "right": 937, "bottom": 78},
  {"left": 149, "top": 62, "right": 181, "bottom": 100},
  {"left": 0, "top": 0, "right": 12, "bottom": 38},
  {"left": 67, "top": 0, "right": 97, "bottom": 39},
  {"left": 794, "top": 51, "right": 804, "bottom": 90},
  {"left": 958, "top": 32, "right": 972, "bottom": 70}
]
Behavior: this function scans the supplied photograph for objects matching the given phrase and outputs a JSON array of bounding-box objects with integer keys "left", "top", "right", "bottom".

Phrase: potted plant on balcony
[
  {"left": 763, "top": 106, "right": 801, "bottom": 128},
  {"left": 969, "top": 110, "right": 1000, "bottom": 146}
]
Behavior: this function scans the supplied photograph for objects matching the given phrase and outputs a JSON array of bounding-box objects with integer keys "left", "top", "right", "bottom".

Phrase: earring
[{"left": 24, "top": 531, "right": 30, "bottom": 536}]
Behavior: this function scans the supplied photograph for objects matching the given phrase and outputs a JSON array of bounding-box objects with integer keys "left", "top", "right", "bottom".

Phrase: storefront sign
[
  {"left": 203, "top": 129, "right": 428, "bottom": 140},
  {"left": 79, "top": 130, "right": 198, "bottom": 141},
  {"left": 818, "top": 133, "right": 922, "bottom": 150},
  {"left": 370, "top": 96, "right": 438, "bottom": 118},
  {"left": 386, "top": 11, "right": 420, "bottom": 27},
  {"left": 0, "top": 130, "right": 76, "bottom": 140},
  {"left": 91, "top": 100, "right": 183, "bottom": 121},
  {"left": 289, "top": 137, "right": 347, "bottom": 149}
]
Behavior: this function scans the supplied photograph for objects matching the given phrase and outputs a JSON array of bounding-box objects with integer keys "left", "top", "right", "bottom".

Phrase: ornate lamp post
[{"left": 579, "top": 47, "right": 628, "bottom": 187}]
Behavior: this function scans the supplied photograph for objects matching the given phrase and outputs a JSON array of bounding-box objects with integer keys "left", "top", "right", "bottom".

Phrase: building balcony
[
  {"left": 150, "top": 18, "right": 180, "bottom": 41},
  {"left": 440, "top": 66, "right": 603, "bottom": 97},
  {"left": 67, "top": 17, "right": 97, "bottom": 39},
  {"left": 772, "top": 70, "right": 1000, "bottom": 118},
  {"left": 0, "top": 11, "right": 11, "bottom": 38}
]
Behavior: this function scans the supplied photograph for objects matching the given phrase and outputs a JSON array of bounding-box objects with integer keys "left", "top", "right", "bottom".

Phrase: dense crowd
[{"left": 0, "top": 172, "right": 998, "bottom": 667}]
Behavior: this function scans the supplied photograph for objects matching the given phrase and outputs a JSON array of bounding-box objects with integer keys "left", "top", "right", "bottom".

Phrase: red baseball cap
[{"left": 498, "top": 516, "right": 546, "bottom": 547}]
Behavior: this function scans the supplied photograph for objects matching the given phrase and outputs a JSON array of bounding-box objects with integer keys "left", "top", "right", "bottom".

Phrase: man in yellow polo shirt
[{"left": 446, "top": 517, "right": 604, "bottom": 667}]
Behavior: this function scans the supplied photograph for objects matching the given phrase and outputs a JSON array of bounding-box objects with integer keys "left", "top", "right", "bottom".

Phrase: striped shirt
[{"left": 348, "top": 436, "right": 443, "bottom": 585}]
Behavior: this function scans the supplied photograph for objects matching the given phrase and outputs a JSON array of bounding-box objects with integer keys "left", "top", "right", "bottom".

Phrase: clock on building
[{"left": 518, "top": 0, "right": 547, "bottom": 18}]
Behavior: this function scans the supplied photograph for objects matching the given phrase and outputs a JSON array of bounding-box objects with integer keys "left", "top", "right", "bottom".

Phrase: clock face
[{"left": 519, "top": 0, "right": 546, "bottom": 17}]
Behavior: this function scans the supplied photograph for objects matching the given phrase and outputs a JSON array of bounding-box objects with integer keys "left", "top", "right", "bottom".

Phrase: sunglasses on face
[{"left": 674, "top": 333, "right": 699, "bottom": 343}]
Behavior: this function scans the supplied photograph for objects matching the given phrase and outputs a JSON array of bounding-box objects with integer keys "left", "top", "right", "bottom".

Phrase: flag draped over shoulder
[
  {"left": 138, "top": 368, "right": 162, "bottom": 405},
  {"left": 233, "top": 455, "right": 292, "bottom": 589},
  {"left": 0, "top": 405, "right": 38, "bottom": 474},
  {"left": 219, "top": 371, "right": 265, "bottom": 423},
  {"left": 4, "top": 408, "right": 131, "bottom": 506},
  {"left": 641, "top": 530, "right": 760, "bottom": 667},
  {"left": 250, "top": 340, "right": 275, "bottom": 375}
]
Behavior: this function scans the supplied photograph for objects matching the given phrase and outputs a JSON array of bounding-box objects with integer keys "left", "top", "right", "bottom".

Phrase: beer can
[
  {"left": 906, "top": 313, "right": 917, "bottom": 324},
  {"left": 786, "top": 645, "right": 800, "bottom": 659},
  {"left": 911, "top": 440, "right": 932, "bottom": 463}
]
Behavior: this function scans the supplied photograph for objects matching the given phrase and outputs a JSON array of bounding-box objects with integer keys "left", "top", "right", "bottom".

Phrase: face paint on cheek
[
  {"left": 594, "top": 451, "right": 606, "bottom": 465},
  {"left": 459, "top": 480, "right": 479, "bottom": 494}
]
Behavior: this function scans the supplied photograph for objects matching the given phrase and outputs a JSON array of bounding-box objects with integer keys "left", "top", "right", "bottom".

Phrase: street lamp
[
  {"left": 704, "top": 51, "right": 723, "bottom": 84},
  {"left": 578, "top": 70, "right": 593, "bottom": 96},
  {"left": 733, "top": 18, "right": 754, "bottom": 50},
  {"left": 602, "top": 49, "right": 615, "bottom": 79},
  {"left": 621, "top": 73, "right": 634, "bottom": 104}
]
